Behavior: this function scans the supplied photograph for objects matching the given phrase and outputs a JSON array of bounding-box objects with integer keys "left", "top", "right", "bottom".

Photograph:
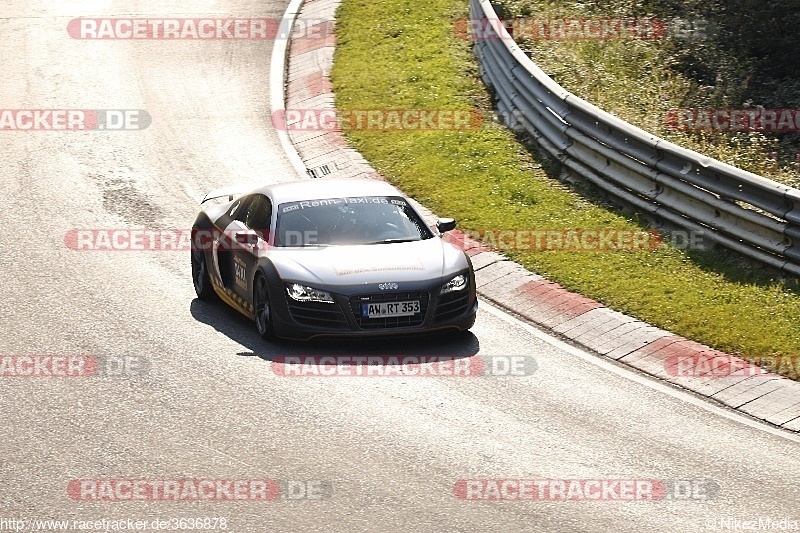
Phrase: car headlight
[
  {"left": 440, "top": 274, "right": 468, "bottom": 294},
  {"left": 286, "top": 283, "right": 335, "bottom": 303}
]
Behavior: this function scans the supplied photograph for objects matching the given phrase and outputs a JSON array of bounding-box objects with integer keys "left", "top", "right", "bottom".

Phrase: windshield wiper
[
  {"left": 363, "top": 238, "right": 420, "bottom": 245},
  {"left": 276, "top": 243, "right": 330, "bottom": 247}
]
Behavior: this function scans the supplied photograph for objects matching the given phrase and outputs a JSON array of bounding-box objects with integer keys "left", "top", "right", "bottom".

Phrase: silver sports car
[{"left": 191, "top": 179, "right": 477, "bottom": 340}]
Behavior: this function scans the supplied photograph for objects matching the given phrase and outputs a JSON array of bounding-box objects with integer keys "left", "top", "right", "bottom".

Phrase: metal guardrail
[{"left": 470, "top": 0, "right": 800, "bottom": 276}]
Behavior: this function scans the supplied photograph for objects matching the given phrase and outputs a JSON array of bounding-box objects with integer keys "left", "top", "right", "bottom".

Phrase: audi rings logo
[{"left": 378, "top": 283, "right": 399, "bottom": 290}]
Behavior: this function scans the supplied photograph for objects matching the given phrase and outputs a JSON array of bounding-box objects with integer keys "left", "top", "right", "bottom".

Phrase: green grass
[
  {"left": 330, "top": 0, "right": 800, "bottom": 372},
  {"left": 494, "top": 0, "right": 800, "bottom": 188}
]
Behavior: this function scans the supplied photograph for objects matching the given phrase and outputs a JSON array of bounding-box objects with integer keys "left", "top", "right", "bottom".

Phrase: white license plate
[{"left": 362, "top": 300, "right": 420, "bottom": 318}]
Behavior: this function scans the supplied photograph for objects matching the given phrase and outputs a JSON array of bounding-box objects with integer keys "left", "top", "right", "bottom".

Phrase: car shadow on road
[{"left": 189, "top": 299, "right": 480, "bottom": 364}]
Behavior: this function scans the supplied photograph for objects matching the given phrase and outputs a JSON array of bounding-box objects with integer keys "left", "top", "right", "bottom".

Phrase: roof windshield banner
[{"left": 279, "top": 196, "right": 407, "bottom": 213}]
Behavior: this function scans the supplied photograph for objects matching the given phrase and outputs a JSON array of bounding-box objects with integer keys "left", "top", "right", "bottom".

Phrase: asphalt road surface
[{"left": 1, "top": 1, "right": 798, "bottom": 532}]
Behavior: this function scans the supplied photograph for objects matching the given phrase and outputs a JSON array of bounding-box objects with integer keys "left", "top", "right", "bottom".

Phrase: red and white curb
[{"left": 274, "top": 0, "right": 800, "bottom": 432}]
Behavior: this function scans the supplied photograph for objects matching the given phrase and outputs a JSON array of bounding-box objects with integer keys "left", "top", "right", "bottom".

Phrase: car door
[
  {"left": 231, "top": 193, "right": 273, "bottom": 302},
  {"left": 213, "top": 195, "right": 252, "bottom": 290}
]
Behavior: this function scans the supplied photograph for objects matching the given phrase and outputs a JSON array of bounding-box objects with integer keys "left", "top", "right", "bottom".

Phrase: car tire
[
  {"left": 191, "top": 249, "right": 217, "bottom": 301},
  {"left": 254, "top": 274, "right": 275, "bottom": 340}
]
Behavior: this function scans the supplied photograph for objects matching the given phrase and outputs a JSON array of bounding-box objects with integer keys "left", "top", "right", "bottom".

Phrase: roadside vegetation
[
  {"left": 495, "top": 0, "right": 800, "bottom": 187},
  {"left": 330, "top": 0, "right": 800, "bottom": 372}
]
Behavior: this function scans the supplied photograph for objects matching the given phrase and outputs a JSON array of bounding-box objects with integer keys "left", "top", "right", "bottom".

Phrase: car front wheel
[{"left": 254, "top": 275, "right": 275, "bottom": 340}]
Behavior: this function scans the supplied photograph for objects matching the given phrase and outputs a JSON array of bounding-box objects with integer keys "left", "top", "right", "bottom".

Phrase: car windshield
[{"left": 275, "top": 195, "right": 433, "bottom": 246}]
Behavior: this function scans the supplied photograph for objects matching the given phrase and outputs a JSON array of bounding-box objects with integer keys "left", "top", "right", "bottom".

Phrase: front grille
[
  {"left": 349, "top": 292, "right": 429, "bottom": 329},
  {"left": 287, "top": 300, "right": 348, "bottom": 329},
  {"left": 434, "top": 290, "right": 471, "bottom": 321}
]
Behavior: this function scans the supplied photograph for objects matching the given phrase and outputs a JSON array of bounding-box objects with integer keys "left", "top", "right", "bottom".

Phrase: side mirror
[
  {"left": 436, "top": 218, "right": 456, "bottom": 234},
  {"left": 235, "top": 230, "right": 260, "bottom": 246}
]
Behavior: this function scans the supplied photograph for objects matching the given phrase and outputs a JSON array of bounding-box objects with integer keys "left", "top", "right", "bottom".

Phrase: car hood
[{"left": 267, "top": 238, "right": 468, "bottom": 285}]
